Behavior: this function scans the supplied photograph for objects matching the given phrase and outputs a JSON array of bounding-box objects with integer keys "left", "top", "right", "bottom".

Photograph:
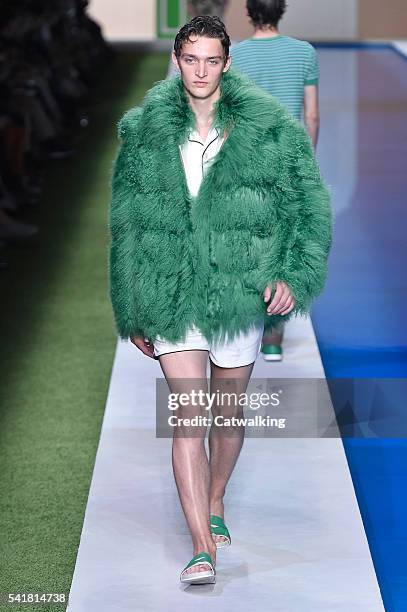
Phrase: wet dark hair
[
  {"left": 174, "top": 15, "right": 230, "bottom": 60},
  {"left": 246, "top": 0, "right": 287, "bottom": 28}
]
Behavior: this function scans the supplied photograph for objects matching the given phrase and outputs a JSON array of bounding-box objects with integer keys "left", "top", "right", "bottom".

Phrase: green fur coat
[{"left": 108, "top": 67, "right": 332, "bottom": 344}]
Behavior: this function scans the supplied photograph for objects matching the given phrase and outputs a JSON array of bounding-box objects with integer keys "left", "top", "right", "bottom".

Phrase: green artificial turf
[{"left": 0, "top": 50, "right": 168, "bottom": 612}]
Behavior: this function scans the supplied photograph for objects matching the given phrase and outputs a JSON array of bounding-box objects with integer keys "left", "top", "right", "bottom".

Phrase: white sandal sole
[{"left": 180, "top": 570, "right": 216, "bottom": 584}]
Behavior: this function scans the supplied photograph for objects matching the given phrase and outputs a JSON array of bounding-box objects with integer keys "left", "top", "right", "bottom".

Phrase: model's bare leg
[
  {"left": 158, "top": 350, "right": 216, "bottom": 575},
  {"left": 208, "top": 359, "right": 255, "bottom": 544}
]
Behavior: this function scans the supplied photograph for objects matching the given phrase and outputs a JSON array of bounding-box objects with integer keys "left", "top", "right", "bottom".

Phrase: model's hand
[
  {"left": 130, "top": 335, "right": 155, "bottom": 358},
  {"left": 263, "top": 281, "right": 295, "bottom": 316}
]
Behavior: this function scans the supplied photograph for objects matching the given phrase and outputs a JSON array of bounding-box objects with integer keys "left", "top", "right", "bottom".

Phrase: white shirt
[{"left": 179, "top": 125, "right": 225, "bottom": 198}]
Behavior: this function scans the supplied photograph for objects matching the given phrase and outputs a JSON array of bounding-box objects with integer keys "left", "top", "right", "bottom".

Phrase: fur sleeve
[
  {"left": 108, "top": 107, "right": 144, "bottom": 340},
  {"left": 275, "top": 122, "right": 333, "bottom": 319}
]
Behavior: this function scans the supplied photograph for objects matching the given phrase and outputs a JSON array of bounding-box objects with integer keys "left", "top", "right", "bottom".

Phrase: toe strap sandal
[
  {"left": 180, "top": 551, "right": 216, "bottom": 584},
  {"left": 210, "top": 514, "right": 232, "bottom": 548}
]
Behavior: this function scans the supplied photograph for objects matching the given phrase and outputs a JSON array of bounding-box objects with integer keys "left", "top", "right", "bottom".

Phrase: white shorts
[{"left": 153, "top": 321, "right": 264, "bottom": 368}]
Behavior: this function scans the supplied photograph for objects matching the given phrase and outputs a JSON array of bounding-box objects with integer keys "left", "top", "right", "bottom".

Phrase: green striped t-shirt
[{"left": 230, "top": 35, "right": 319, "bottom": 121}]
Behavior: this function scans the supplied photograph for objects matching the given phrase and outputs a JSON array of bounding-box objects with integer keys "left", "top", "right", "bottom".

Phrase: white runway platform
[{"left": 67, "top": 316, "right": 384, "bottom": 611}]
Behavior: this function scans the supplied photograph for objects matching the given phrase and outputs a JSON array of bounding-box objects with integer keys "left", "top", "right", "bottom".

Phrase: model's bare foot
[{"left": 182, "top": 541, "right": 217, "bottom": 575}]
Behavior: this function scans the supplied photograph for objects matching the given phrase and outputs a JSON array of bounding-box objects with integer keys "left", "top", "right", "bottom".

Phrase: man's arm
[{"left": 303, "top": 83, "right": 319, "bottom": 150}]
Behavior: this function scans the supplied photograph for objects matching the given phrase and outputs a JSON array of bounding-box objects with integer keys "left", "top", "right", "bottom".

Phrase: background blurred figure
[
  {"left": 189, "top": 0, "right": 229, "bottom": 15},
  {"left": 0, "top": 0, "right": 110, "bottom": 265},
  {"left": 231, "top": 0, "right": 320, "bottom": 362}
]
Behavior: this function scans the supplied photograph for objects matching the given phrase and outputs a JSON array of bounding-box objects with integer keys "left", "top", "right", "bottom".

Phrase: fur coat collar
[{"left": 136, "top": 66, "right": 288, "bottom": 144}]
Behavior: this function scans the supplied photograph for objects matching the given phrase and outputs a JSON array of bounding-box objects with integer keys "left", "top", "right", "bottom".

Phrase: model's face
[{"left": 172, "top": 35, "right": 231, "bottom": 100}]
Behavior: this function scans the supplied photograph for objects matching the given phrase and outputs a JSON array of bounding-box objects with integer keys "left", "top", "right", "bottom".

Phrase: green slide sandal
[
  {"left": 210, "top": 514, "right": 232, "bottom": 548},
  {"left": 180, "top": 551, "right": 216, "bottom": 585}
]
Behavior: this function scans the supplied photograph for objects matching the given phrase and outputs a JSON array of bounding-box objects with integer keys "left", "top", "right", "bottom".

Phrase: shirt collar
[{"left": 187, "top": 125, "right": 220, "bottom": 146}]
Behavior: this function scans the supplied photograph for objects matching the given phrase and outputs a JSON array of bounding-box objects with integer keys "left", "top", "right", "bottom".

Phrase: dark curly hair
[
  {"left": 246, "top": 0, "right": 287, "bottom": 28},
  {"left": 174, "top": 15, "right": 230, "bottom": 60}
]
